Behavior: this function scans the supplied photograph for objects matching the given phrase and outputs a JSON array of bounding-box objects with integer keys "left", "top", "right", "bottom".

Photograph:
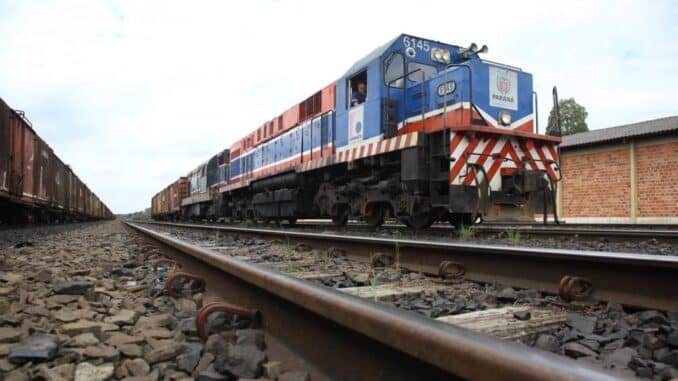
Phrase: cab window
[
  {"left": 347, "top": 70, "right": 367, "bottom": 108},
  {"left": 384, "top": 52, "right": 404, "bottom": 88}
]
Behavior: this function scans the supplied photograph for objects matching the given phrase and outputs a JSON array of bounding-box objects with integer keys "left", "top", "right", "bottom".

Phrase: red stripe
[
  {"left": 518, "top": 140, "right": 539, "bottom": 170},
  {"left": 513, "top": 119, "right": 533, "bottom": 133},
  {"left": 546, "top": 144, "right": 558, "bottom": 162},
  {"left": 449, "top": 133, "right": 464, "bottom": 155},
  {"left": 463, "top": 136, "right": 500, "bottom": 185},
  {"left": 485, "top": 141, "right": 515, "bottom": 182},
  {"left": 367, "top": 143, "right": 373, "bottom": 156},
  {"left": 395, "top": 135, "right": 402, "bottom": 150},
  {"left": 359, "top": 145, "right": 365, "bottom": 158},
  {"left": 450, "top": 135, "right": 480, "bottom": 181},
  {"left": 534, "top": 144, "right": 557, "bottom": 181}
]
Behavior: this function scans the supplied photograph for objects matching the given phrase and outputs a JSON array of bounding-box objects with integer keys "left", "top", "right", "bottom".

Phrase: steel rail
[
  {"left": 136, "top": 220, "right": 678, "bottom": 311},
  {"left": 469, "top": 225, "right": 678, "bottom": 239},
  {"left": 140, "top": 219, "right": 678, "bottom": 240},
  {"left": 293, "top": 220, "right": 678, "bottom": 240},
  {"left": 125, "top": 221, "right": 621, "bottom": 381}
]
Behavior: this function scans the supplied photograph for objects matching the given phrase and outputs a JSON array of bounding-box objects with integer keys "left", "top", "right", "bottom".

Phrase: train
[
  {"left": 152, "top": 34, "right": 562, "bottom": 228},
  {"left": 0, "top": 98, "right": 114, "bottom": 223}
]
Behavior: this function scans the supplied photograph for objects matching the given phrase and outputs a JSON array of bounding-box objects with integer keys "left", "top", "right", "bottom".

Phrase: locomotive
[{"left": 152, "top": 34, "right": 562, "bottom": 228}]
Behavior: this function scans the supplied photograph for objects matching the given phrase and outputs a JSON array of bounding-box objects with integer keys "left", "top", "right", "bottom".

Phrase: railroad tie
[
  {"left": 286, "top": 270, "right": 344, "bottom": 280},
  {"left": 436, "top": 306, "right": 568, "bottom": 341},
  {"left": 340, "top": 284, "right": 447, "bottom": 301}
]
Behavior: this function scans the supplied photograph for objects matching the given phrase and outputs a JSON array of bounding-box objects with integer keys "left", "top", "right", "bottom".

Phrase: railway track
[
  {"left": 301, "top": 220, "right": 678, "bottom": 241},
  {"left": 126, "top": 220, "right": 678, "bottom": 380},
  {"left": 133, "top": 220, "right": 677, "bottom": 310},
  {"left": 135, "top": 219, "right": 678, "bottom": 243}
]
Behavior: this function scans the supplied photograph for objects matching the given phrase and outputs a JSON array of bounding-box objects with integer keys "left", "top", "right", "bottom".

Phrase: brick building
[{"left": 556, "top": 116, "right": 678, "bottom": 224}]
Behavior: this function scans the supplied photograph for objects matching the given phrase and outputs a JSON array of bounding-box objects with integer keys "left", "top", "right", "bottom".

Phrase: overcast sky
[{"left": 1, "top": 1, "right": 676, "bottom": 213}]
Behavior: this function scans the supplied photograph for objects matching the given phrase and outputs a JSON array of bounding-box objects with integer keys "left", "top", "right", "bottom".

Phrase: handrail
[
  {"left": 386, "top": 68, "right": 425, "bottom": 133},
  {"left": 442, "top": 64, "right": 473, "bottom": 132},
  {"left": 549, "top": 86, "right": 562, "bottom": 136},
  {"left": 532, "top": 91, "right": 539, "bottom": 134}
]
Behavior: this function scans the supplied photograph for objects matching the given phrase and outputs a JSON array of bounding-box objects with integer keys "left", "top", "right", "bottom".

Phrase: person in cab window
[{"left": 351, "top": 81, "right": 367, "bottom": 107}]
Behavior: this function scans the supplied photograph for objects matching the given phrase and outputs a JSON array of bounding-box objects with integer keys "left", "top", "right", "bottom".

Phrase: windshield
[{"left": 407, "top": 62, "right": 437, "bottom": 83}]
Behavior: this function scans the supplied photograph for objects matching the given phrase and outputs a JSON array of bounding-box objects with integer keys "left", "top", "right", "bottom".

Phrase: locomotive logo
[
  {"left": 497, "top": 75, "right": 511, "bottom": 94},
  {"left": 348, "top": 105, "right": 364, "bottom": 144},
  {"left": 489, "top": 66, "right": 518, "bottom": 111}
]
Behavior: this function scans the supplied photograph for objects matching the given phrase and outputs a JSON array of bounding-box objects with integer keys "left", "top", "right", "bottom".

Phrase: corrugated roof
[{"left": 561, "top": 115, "right": 678, "bottom": 149}]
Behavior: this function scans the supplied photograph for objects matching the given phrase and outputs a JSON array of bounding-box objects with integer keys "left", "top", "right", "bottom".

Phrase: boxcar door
[
  {"left": 0, "top": 103, "right": 10, "bottom": 195},
  {"left": 8, "top": 111, "right": 25, "bottom": 197}
]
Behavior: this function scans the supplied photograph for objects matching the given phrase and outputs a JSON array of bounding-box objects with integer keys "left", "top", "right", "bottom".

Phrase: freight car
[
  {"left": 0, "top": 97, "right": 113, "bottom": 223},
  {"left": 153, "top": 34, "right": 562, "bottom": 228},
  {"left": 151, "top": 177, "right": 188, "bottom": 220}
]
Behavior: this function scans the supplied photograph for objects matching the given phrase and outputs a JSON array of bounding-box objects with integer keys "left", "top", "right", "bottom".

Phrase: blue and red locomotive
[{"left": 152, "top": 34, "right": 562, "bottom": 228}]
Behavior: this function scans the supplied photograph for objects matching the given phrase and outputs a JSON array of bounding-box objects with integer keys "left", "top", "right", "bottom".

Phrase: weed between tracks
[
  {"left": 283, "top": 235, "right": 300, "bottom": 273},
  {"left": 368, "top": 252, "right": 380, "bottom": 302},
  {"left": 457, "top": 226, "right": 475, "bottom": 240},
  {"left": 393, "top": 228, "right": 402, "bottom": 273},
  {"left": 503, "top": 229, "right": 521, "bottom": 244}
]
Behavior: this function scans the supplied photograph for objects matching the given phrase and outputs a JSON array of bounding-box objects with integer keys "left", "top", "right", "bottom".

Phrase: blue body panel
[
  {"left": 230, "top": 112, "right": 335, "bottom": 181},
  {"left": 404, "top": 60, "right": 534, "bottom": 125},
  {"left": 228, "top": 34, "right": 535, "bottom": 184},
  {"left": 332, "top": 34, "right": 534, "bottom": 152}
]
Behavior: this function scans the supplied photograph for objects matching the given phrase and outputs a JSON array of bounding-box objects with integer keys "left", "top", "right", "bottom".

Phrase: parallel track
[
  {"left": 137, "top": 219, "right": 678, "bottom": 241},
  {"left": 297, "top": 220, "right": 678, "bottom": 241},
  {"left": 125, "top": 221, "right": 627, "bottom": 381},
  {"left": 136, "top": 220, "right": 677, "bottom": 312}
]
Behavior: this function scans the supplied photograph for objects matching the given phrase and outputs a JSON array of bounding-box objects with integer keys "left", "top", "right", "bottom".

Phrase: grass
[
  {"left": 283, "top": 235, "right": 299, "bottom": 272},
  {"left": 322, "top": 250, "right": 334, "bottom": 269},
  {"left": 368, "top": 252, "right": 380, "bottom": 302},
  {"left": 457, "top": 226, "right": 475, "bottom": 240},
  {"left": 286, "top": 260, "right": 301, "bottom": 273},
  {"left": 504, "top": 229, "right": 521, "bottom": 244}
]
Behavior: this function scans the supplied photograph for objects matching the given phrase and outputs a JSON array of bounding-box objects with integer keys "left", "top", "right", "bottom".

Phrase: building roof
[{"left": 561, "top": 115, "right": 678, "bottom": 149}]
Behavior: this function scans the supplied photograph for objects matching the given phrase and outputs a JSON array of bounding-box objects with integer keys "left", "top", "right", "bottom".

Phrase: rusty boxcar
[
  {"left": 151, "top": 177, "right": 187, "bottom": 220},
  {"left": 0, "top": 97, "right": 113, "bottom": 223}
]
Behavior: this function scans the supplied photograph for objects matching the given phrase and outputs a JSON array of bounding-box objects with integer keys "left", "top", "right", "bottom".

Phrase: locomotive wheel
[
  {"left": 448, "top": 213, "right": 474, "bottom": 229},
  {"left": 365, "top": 205, "right": 385, "bottom": 228},
  {"left": 331, "top": 206, "right": 349, "bottom": 227},
  {"left": 400, "top": 214, "right": 433, "bottom": 229}
]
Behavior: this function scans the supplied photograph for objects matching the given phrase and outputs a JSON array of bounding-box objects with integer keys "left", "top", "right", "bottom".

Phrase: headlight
[
  {"left": 499, "top": 111, "right": 512, "bottom": 126},
  {"left": 442, "top": 50, "right": 451, "bottom": 63},
  {"left": 431, "top": 48, "right": 450, "bottom": 63}
]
